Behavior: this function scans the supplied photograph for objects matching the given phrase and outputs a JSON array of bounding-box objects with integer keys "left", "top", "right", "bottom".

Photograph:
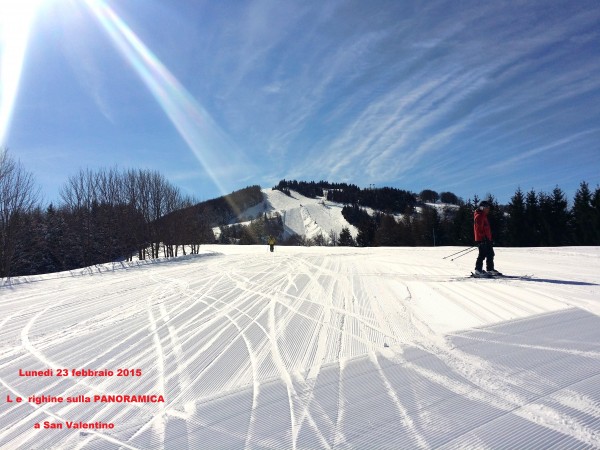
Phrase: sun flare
[
  {"left": 0, "top": 0, "right": 46, "bottom": 145},
  {"left": 83, "top": 0, "right": 246, "bottom": 199}
]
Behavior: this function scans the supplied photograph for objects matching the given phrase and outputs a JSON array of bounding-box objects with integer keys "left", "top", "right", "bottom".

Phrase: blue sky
[{"left": 2, "top": 0, "right": 599, "bottom": 204}]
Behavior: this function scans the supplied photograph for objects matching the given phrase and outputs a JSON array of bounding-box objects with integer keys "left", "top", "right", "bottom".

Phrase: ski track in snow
[{"left": 1, "top": 246, "right": 600, "bottom": 449}]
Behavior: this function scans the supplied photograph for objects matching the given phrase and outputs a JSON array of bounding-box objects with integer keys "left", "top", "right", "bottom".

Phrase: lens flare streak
[
  {"left": 0, "top": 0, "right": 42, "bottom": 146},
  {"left": 83, "top": 0, "right": 245, "bottom": 197}
]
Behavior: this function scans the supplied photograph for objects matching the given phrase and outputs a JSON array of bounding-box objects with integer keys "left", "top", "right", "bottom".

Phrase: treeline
[
  {"left": 329, "top": 185, "right": 417, "bottom": 213},
  {"left": 274, "top": 179, "right": 418, "bottom": 213},
  {"left": 338, "top": 183, "right": 600, "bottom": 248},
  {"left": 2, "top": 150, "right": 600, "bottom": 277},
  {"left": 339, "top": 205, "right": 450, "bottom": 247},
  {"left": 217, "top": 213, "right": 284, "bottom": 244},
  {"left": 1, "top": 165, "right": 217, "bottom": 278},
  {"left": 503, "top": 185, "right": 600, "bottom": 246},
  {"left": 419, "top": 189, "right": 460, "bottom": 205},
  {"left": 0, "top": 150, "right": 262, "bottom": 277},
  {"left": 273, "top": 180, "right": 324, "bottom": 198}
]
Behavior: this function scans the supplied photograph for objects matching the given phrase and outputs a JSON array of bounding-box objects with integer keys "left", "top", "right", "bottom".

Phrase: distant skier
[
  {"left": 473, "top": 200, "right": 501, "bottom": 276},
  {"left": 268, "top": 236, "right": 275, "bottom": 253}
]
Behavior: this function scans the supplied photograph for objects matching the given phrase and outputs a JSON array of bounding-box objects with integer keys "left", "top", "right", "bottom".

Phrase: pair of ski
[{"left": 470, "top": 271, "right": 532, "bottom": 280}]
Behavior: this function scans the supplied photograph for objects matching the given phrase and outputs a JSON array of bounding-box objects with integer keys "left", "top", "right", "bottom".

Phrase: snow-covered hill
[
  {"left": 2, "top": 246, "right": 600, "bottom": 449},
  {"left": 216, "top": 188, "right": 360, "bottom": 241},
  {"left": 214, "top": 188, "right": 462, "bottom": 243}
]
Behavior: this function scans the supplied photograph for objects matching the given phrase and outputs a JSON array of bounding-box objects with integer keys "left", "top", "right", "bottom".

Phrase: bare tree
[
  {"left": 144, "top": 170, "right": 175, "bottom": 258},
  {"left": 96, "top": 166, "right": 126, "bottom": 206},
  {"left": 0, "top": 150, "right": 40, "bottom": 277},
  {"left": 60, "top": 169, "right": 100, "bottom": 267},
  {"left": 328, "top": 229, "right": 338, "bottom": 246},
  {"left": 122, "top": 169, "right": 188, "bottom": 259}
]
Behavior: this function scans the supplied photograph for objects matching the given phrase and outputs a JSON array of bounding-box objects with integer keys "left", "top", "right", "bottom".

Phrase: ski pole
[
  {"left": 450, "top": 246, "right": 477, "bottom": 261},
  {"left": 442, "top": 246, "right": 475, "bottom": 259}
]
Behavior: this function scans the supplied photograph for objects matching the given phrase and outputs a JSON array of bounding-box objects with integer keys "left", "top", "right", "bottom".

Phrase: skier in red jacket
[{"left": 473, "top": 200, "right": 501, "bottom": 276}]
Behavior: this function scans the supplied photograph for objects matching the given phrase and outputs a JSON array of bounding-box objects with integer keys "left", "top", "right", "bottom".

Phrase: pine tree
[
  {"left": 12, "top": 208, "right": 46, "bottom": 275},
  {"left": 356, "top": 220, "right": 376, "bottom": 247},
  {"left": 484, "top": 194, "right": 506, "bottom": 245},
  {"left": 538, "top": 187, "right": 570, "bottom": 246},
  {"left": 396, "top": 206, "right": 415, "bottom": 245},
  {"left": 338, "top": 227, "right": 355, "bottom": 246},
  {"left": 413, "top": 206, "right": 439, "bottom": 246},
  {"left": 572, "top": 181, "right": 599, "bottom": 245},
  {"left": 450, "top": 200, "right": 475, "bottom": 245},
  {"left": 538, "top": 192, "right": 553, "bottom": 246},
  {"left": 374, "top": 214, "right": 400, "bottom": 246},
  {"left": 524, "top": 189, "right": 540, "bottom": 246},
  {"left": 592, "top": 185, "right": 600, "bottom": 245},
  {"left": 551, "top": 186, "right": 570, "bottom": 245},
  {"left": 507, "top": 188, "right": 527, "bottom": 246}
]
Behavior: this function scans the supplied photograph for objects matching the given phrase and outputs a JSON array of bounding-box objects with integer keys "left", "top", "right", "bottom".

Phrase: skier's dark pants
[
  {"left": 270, "top": 245, "right": 274, "bottom": 252},
  {"left": 475, "top": 241, "right": 494, "bottom": 271}
]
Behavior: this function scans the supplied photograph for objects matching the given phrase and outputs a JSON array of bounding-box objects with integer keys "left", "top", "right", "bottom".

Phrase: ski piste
[{"left": 470, "top": 272, "right": 533, "bottom": 280}]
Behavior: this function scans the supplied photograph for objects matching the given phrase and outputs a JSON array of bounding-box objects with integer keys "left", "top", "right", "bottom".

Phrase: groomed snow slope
[
  {"left": 227, "top": 189, "right": 359, "bottom": 240},
  {"left": 1, "top": 246, "right": 600, "bottom": 449}
]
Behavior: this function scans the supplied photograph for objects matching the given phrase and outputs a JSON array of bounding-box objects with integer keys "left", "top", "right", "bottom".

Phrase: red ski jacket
[{"left": 473, "top": 209, "right": 492, "bottom": 242}]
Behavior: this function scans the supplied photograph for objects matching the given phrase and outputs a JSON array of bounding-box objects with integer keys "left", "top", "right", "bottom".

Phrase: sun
[
  {"left": 0, "top": 0, "right": 44, "bottom": 18},
  {"left": 0, "top": 0, "right": 48, "bottom": 145}
]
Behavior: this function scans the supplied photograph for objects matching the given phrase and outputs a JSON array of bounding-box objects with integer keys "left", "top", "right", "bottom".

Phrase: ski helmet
[{"left": 478, "top": 200, "right": 491, "bottom": 209}]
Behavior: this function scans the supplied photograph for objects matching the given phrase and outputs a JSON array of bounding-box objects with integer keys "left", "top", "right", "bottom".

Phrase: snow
[
  {"left": 1, "top": 245, "right": 600, "bottom": 449},
  {"left": 215, "top": 189, "right": 460, "bottom": 241},
  {"left": 215, "top": 189, "right": 359, "bottom": 240}
]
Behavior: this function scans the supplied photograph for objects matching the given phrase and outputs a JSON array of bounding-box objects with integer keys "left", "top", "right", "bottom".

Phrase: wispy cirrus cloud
[
  {"left": 263, "top": 0, "right": 600, "bottom": 195},
  {"left": 11, "top": 0, "right": 599, "bottom": 203},
  {"left": 488, "top": 129, "right": 600, "bottom": 172}
]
